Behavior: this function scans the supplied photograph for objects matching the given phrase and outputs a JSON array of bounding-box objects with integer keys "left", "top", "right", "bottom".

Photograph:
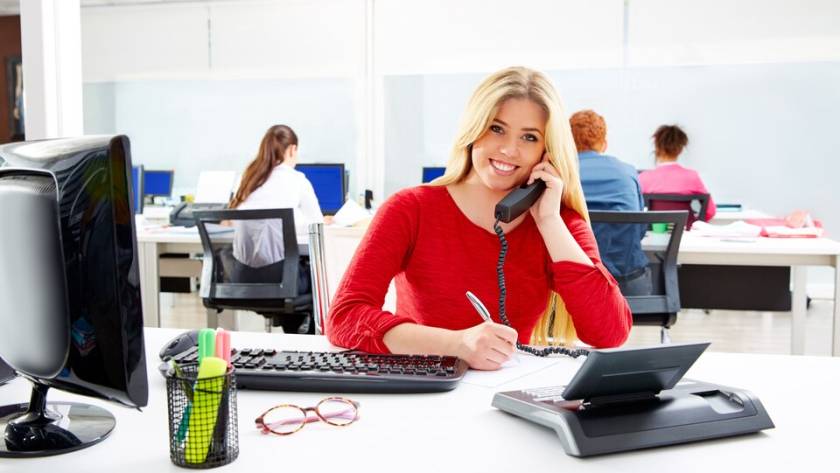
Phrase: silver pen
[
  {"left": 465, "top": 291, "right": 493, "bottom": 323},
  {"left": 465, "top": 291, "right": 521, "bottom": 362}
]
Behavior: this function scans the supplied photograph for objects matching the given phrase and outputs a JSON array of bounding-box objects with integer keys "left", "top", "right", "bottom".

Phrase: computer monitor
[
  {"left": 0, "top": 135, "right": 148, "bottom": 457},
  {"left": 296, "top": 163, "right": 346, "bottom": 215},
  {"left": 142, "top": 169, "right": 173, "bottom": 197},
  {"left": 422, "top": 166, "right": 446, "bottom": 183},
  {"left": 132, "top": 165, "right": 144, "bottom": 214}
]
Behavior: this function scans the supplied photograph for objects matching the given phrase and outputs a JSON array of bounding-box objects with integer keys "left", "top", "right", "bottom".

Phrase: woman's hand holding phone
[{"left": 528, "top": 152, "right": 565, "bottom": 225}]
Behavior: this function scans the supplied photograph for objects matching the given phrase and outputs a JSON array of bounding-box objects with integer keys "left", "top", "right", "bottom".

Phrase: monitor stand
[{"left": 0, "top": 382, "right": 115, "bottom": 457}]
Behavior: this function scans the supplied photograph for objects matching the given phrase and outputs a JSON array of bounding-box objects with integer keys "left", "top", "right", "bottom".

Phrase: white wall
[
  {"left": 81, "top": 0, "right": 366, "bottom": 198},
  {"left": 80, "top": 0, "right": 840, "bottom": 237},
  {"left": 628, "top": 0, "right": 840, "bottom": 66},
  {"left": 209, "top": 0, "right": 364, "bottom": 78},
  {"left": 384, "top": 63, "right": 840, "bottom": 237},
  {"left": 82, "top": 3, "right": 210, "bottom": 81},
  {"left": 375, "top": 0, "right": 625, "bottom": 74},
  {"left": 84, "top": 78, "right": 357, "bottom": 196}
]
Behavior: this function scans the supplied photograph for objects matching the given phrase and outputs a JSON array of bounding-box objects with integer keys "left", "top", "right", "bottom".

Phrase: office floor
[{"left": 159, "top": 293, "right": 836, "bottom": 356}]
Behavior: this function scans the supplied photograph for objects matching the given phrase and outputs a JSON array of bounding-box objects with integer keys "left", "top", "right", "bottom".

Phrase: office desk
[
  {"left": 3, "top": 328, "right": 837, "bottom": 472},
  {"left": 644, "top": 233, "right": 840, "bottom": 356},
  {"left": 709, "top": 208, "right": 772, "bottom": 224},
  {"left": 136, "top": 226, "right": 308, "bottom": 328}
]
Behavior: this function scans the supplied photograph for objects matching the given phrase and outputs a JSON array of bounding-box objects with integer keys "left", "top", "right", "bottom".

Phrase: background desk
[
  {"left": 2, "top": 328, "right": 838, "bottom": 472},
  {"left": 644, "top": 233, "right": 840, "bottom": 356},
  {"left": 708, "top": 208, "right": 772, "bottom": 224},
  {"left": 136, "top": 226, "right": 308, "bottom": 328},
  {"left": 137, "top": 223, "right": 839, "bottom": 356}
]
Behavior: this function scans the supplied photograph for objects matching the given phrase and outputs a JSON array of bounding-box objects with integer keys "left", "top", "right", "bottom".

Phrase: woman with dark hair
[
  {"left": 230, "top": 124, "right": 324, "bottom": 236},
  {"left": 228, "top": 124, "right": 324, "bottom": 333},
  {"left": 638, "top": 125, "right": 717, "bottom": 220}
]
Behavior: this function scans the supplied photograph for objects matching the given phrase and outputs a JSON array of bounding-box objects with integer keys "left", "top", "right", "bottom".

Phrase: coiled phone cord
[{"left": 493, "top": 218, "right": 589, "bottom": 358}]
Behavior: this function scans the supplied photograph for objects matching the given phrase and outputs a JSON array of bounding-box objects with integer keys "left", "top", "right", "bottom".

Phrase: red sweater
[{"left": 327, "top": 186, "right": 632, "bottom": 353}]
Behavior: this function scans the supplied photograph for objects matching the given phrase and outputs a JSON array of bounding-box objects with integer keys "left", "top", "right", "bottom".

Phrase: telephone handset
[
  {"left": 494, "top": 180, "right": 546, "bottom": 223},
  {"left": 491, "top": 178, "right": 589, "bottom": 359}
]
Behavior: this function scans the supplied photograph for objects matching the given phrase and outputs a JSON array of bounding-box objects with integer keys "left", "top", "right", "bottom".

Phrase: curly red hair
[{"left": 569, "top": 110, "right": 606, "bottom": 152}]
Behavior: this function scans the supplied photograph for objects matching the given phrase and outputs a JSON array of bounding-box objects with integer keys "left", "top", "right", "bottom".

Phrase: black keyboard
[{"left": 167, "top": 346, "right": 469, "bottom": 394}]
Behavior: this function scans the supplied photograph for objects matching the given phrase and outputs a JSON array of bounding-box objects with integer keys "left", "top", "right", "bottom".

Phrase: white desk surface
[
  {"left": 136, "top": 226, "right": 210, "bottom": 244},
  {"left": 709, "top": 208, "right": 773, "bottom": 223},
  {"left": 3, "top": 328, "right": 838, "bottom": 472},
  {"left": 644, "top": 231, "right": 840, "bottom": 258},
  {"left": 135, "top": 221, "right": 358, "bottom": 245}
]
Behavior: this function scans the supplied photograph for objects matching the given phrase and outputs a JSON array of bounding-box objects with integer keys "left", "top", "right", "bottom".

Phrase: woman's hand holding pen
[{"left": 453, "top": 322, "right": 517, "bottom": 371}]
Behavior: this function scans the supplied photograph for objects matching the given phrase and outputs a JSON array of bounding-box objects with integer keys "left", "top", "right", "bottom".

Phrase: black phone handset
[
  {"left": 494, "top": 180, "right": 547, "bottom": 224},
  {"left": 492, "top": 180, "right": 589, "bottom": 358}
]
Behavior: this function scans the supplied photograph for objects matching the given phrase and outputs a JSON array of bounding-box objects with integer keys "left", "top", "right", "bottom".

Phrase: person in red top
[
  {"left": 328, "top": 67, "right": 632, "bottom": 370},
  {"left": 638, "top": 125, "right": 717, "bottom": 221}
]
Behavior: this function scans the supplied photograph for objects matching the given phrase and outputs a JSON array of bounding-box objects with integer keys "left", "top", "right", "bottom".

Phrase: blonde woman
[{"left": 327, "top": 67, "right": 631, "bottom": 370}]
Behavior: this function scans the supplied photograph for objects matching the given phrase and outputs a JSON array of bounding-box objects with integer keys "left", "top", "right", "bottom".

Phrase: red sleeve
[
  {"left": 548, "top": 208, "right": 632, "bottom": 348},
  {"left": 326, "top": 190, "right": 418, "bottom": 353}
]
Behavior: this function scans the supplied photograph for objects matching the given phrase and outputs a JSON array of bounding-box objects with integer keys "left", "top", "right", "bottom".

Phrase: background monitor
[
  {"left": 296, "top": 163, "right": 346, "bottom": 215},
  {"left": 422, "top": 166, "right": 446, "bottom": 183},
  {"left": 0, "top": 136, "right": 148, "bottom": 457},
  {"left": 142, "top": 169, "right": 173, "bottom": 197},
  {"left": 131, "top": 165, "right": 144, "bottom": 214}
]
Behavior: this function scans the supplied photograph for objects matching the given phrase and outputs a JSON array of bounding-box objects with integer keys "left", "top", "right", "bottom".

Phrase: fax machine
[
  {"left": 492, "top": 342, "right": 774, "bottom": 457},
  {"left": 169, "top": 202, "right": 227, "bottom": 227}
]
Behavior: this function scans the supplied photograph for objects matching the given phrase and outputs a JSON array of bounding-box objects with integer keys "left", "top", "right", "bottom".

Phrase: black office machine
[
  {"left": 169, "top": 201, "right": 228, "bottom": 227},
  {"left": 492, "top": 343, "right": 774, "bottom": 457}
]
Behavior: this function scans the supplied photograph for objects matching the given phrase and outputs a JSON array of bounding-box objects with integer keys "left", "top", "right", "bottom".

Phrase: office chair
[
  {"left": 643, "top": 193, "right": 709, "bottom": 229},
  {"left": 194, "top": 208, "right": 314, "bottom": 334},
  {"left": 588, "top": 210, "right": 688, "bottom": 344}
]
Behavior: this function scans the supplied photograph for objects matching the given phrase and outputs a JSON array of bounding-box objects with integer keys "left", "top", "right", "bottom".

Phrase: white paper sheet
[{"left": 461, "top": 353, "right": 566, "bottom": 388}]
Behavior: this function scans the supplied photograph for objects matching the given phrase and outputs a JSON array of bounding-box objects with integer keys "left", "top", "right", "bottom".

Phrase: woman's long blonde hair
[{"left": 431, "top": 66, "right": 589, "bottom": 346}]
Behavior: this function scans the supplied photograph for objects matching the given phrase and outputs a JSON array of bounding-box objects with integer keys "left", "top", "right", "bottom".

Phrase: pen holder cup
[
  {"left": 166, "top": 363, "right": 239, "bottom": 469},
  {"left": 651, "top": 222, "right": 669, "bottom": 234}
]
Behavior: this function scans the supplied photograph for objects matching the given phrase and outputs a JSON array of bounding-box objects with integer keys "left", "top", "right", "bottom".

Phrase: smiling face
[{"left": 469, "top": 97, "right": 547, "bottom": 193}]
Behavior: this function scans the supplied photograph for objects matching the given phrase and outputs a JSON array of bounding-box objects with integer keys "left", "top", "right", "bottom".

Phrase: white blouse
[{"left": 233, "top": 163, "right": 323, "bottom": 267}]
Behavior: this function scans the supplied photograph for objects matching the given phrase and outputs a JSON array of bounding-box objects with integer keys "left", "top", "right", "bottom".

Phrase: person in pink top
[{"left": 638, "top": 125, "right": 716, "bottom": 222}]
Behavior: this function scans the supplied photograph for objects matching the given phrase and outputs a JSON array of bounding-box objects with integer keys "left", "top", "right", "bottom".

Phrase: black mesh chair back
[
  {"left": 643, "top": 193, "right": 709, "bottom": 229},
  {"left": 588, "top": 210, "right": 688, "bottom": 343},
  {"left": 194, "top": 208, "right": 313, "bottom": 333}
]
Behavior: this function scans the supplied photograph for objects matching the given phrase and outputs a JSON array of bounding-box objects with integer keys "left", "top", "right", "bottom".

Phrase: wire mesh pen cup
[{"left": 166, "top": 363, "right": 239, "bottom": 468}]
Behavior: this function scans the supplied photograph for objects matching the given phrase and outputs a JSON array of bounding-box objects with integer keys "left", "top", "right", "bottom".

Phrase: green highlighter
[
  {"left": 185, "top": 356, "right": 228, "bottom": 464},
  {"left": 176, "top": 329, "right": 218, "bottom": 443},
  {"left": 198, "top": 328, "right": 217, "bottom": 362}
]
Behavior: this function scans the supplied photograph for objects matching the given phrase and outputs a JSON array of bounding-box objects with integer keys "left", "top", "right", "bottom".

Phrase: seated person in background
[
  {"left": 230, "top": 124, "right": 325, "bottom": 245},
  {"left": 227, "top": 124, "right": 325, "bottom": 333},
  {"left": 570, "top": 110, "right": 650, "bottom": 296},
  {"left": 327, "top": 67, "right": 631, "bottom": 370},
  {"left": 639, "top": 125, "right": 717, "bottom": 222}
]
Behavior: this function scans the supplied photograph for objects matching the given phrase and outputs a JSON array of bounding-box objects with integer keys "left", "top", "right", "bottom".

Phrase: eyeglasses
[{"left": 255, "top": 397, "right": 360, "bottom": 435}]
